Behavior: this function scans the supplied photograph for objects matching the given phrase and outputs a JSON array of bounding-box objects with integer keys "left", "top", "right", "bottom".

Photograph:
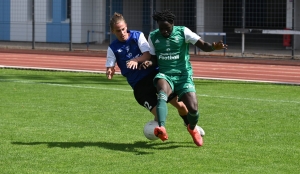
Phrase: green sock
[
  {"left": 180, "top": 115, "right": 189, "bottom": 125},
  {"left": 157, "top": 91, "right": 168, "bottom": 127},
  {"left": 187, "top": 111, "right": 199, "bottom": 130}
]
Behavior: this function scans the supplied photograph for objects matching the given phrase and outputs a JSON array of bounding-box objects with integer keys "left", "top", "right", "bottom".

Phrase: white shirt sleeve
[
  {"left": 148, "top": 35, "right": 156, "bottom": 55},
  {"left": 105, "top": 47, "right": 116, "bottom": 67},
  {"left": 138, "top": 32, "right": 150, "bottom": 53},
  {"left": 184, "top": 27, "right": 201, "bottom": 45}
]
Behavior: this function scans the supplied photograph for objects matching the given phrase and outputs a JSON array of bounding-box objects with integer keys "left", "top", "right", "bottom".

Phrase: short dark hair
[{"left": 152, "top": 9, "right": 175, "bottom": 24}]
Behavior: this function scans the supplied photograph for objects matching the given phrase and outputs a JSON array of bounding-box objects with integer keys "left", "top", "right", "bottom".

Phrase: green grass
[{"left": 0, "top": 68, "right": 299, "bottom": 174}]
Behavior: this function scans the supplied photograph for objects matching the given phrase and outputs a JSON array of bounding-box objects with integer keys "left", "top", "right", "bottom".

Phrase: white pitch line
[
  {"left": 2, "top": 65, "right": 300, "bottom": 85},
  {"left": 0, "top": 79, "right": 133, "bottom": 92},
  {"left": 0, "top": 65, "right": 106, "bottom": 73},
  {"left": 193, "top": 76, "right": 300, "bottom": 85},
  {"left": 197, "top": 94, "right": 300, "bottom": 104},
  {"left": 1, "top": 78, "right": 299, "bottom": 104}
]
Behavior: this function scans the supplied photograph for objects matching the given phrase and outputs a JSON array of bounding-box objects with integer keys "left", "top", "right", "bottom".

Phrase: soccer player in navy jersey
[{"left": 105, "top": 12, "right": 205, "bottom": 137}]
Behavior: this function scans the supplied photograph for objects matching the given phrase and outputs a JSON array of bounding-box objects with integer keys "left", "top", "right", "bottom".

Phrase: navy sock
[{"left": 180, "top": 115, "right": 189, "bottom": 125}]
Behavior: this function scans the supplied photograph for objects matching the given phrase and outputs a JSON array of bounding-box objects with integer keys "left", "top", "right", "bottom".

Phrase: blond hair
[{"left": 109, "top": 12, "right": 126, "bottom": 31}]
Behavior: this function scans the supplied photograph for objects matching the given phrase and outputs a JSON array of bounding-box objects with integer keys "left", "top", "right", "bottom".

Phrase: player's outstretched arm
[
  {"left": 106, "top": 67, "right": 115, "bottom": 79},
  {"left": 195, "top": 39, "right": 228, "bottom": 52},
  {"left": 126, "top": 51, "right": 151, "bottom": 69},
  {"left": 138, "top": 55, "right": 158, "bottom": 70}
]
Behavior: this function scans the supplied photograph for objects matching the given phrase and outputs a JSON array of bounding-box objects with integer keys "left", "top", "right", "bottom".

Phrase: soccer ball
[
  {"left": 143, "top": 120, "right": 159, "bottom": 140},
  {"left": 196, "top": 125, "right": 205, "bottom": 137}
]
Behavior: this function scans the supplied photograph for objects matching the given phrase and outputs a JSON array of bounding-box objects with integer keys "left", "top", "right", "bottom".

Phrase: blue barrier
[{"left": 86, "top": 30, "right": 103, "bottom": 50}]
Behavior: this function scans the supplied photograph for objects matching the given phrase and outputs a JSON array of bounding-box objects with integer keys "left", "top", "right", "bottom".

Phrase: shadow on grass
[{"left": 11, "top": 141, "right": 193, "bottom": 155}]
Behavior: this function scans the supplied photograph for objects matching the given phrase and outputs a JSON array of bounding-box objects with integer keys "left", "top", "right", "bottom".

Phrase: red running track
[{"left": 1, "top": 49, "right": 300, "bottom": 85}]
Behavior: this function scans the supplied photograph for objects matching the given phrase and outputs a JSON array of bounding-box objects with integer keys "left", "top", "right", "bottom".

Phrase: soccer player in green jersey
[{"left": 148, "top": 10, "right": 227, "bottom": 146}]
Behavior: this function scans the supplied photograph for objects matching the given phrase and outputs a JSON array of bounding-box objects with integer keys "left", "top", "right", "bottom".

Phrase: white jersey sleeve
[
  {"left": 138, "top": 32, "right": 150, "bottom": 53},
  {"left": 105, "top": 47, "right": 116, "bottom": 67},
  {"left": 184, "top": 27, "right": 201, "bottom": 45},
  {"left": 148, "top": 35, "right": 156, "bottom": 55}
]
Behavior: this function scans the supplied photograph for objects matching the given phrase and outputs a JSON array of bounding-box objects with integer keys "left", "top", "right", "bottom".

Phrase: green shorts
[{"left": 154, "top": 73, "right": 196, "bottom": 100}]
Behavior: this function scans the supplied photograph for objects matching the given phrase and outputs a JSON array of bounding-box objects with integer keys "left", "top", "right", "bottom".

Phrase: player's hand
[
  {"left": 139, "top": 60, "right": 153, "bottom": 70},
  {"left": 106, "top": 68, "right": 115, "bottom": 79},
  {"left": 126, "top": 58, "right": 139, "bottom": 69},
  {"left": 212, "top": 40, "right": 228, "bottom": 50}
]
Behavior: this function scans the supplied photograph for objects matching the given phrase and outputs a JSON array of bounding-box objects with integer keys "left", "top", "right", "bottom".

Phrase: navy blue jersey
[{"left": 108, "top": 30, "right": 157, "bottom": 88}]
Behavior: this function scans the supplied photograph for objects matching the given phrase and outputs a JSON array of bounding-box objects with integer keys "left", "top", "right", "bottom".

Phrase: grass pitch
[{"left": 0, "top": 69, "right": 299, "bottom": 174}]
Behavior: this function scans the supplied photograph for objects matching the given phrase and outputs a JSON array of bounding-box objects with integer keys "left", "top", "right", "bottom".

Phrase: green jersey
[{"left": 149, "top": 26, "right": 200, "bottom": 76}]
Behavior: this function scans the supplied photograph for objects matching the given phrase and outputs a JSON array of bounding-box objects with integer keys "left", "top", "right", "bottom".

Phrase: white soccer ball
[
  {"left": 196, "top": 125, "right": 205, "bottom": 137},
  {"left": 143, "top": 120, "right": 159, "bottom": 140}
]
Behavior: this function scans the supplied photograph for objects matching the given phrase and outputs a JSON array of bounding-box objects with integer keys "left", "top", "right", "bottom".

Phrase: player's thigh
[
  {"left": 154, "top": 73, "right": 173, "bottom": 95},
  {"left": 134, "top": 79, "right": 158, "bottom": 112}
]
